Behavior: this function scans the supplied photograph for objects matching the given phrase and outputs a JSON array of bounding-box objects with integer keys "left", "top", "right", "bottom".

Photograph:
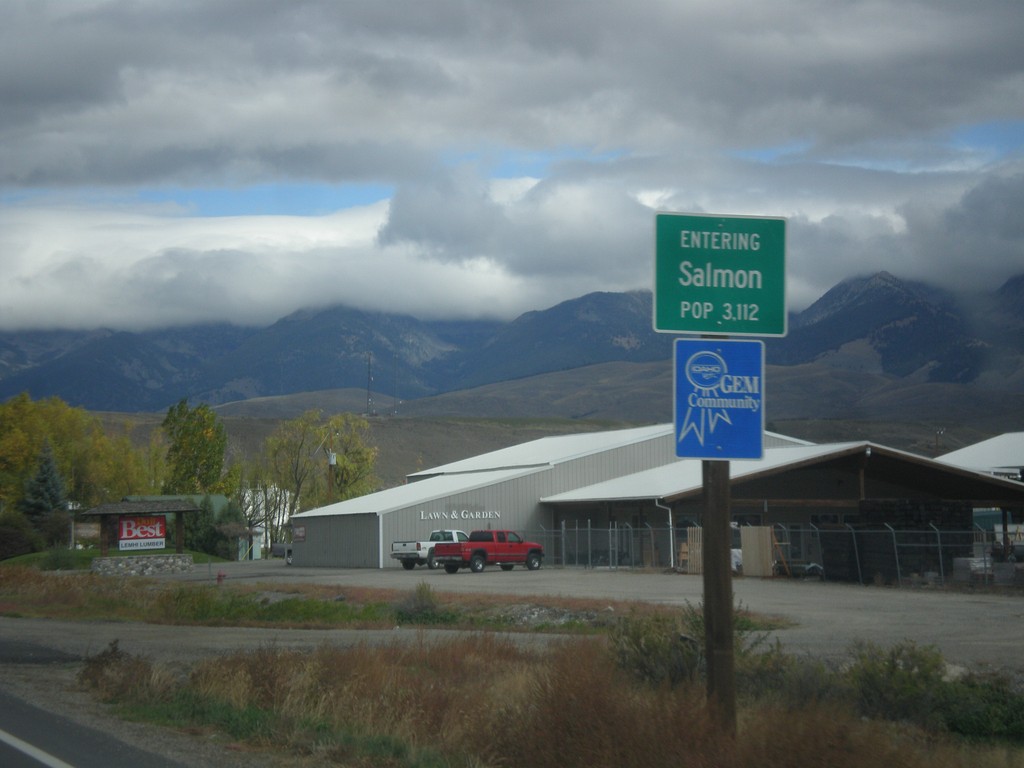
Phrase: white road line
[{"left": 0, "top": 727, "right": 77, "bottom": 768}]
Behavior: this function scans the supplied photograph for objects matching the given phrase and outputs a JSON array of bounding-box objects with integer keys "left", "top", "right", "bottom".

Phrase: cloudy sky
[{"left": 2, "top": 1, "right": 1023, "bottom": 331}]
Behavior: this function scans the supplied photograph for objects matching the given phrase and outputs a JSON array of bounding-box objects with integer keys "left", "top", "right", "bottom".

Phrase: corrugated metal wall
[
  {"left": 380, "top": 471, "right": 557, "bottom": 568},
  {"left": 297, "top": 430, "right": 681, "bottom": 568},
  {"left": 293, "top": 513, "right": 379, "bottom": 568},
  {"left": 553, "top": 433, "right": 677, "bottom": 489}
]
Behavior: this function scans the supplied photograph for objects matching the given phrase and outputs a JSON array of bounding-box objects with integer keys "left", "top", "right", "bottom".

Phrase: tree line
[{"left": 0, "top": 393, "right": 377, "bottom": 560}]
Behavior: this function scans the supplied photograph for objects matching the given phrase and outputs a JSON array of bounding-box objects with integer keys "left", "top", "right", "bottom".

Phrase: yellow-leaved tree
[{"left": 263, "top": 409, "right": 378, "bottom": 527}]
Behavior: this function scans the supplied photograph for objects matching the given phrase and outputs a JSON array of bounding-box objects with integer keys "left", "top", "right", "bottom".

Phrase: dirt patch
[{"left": 492, "top": 602, "right": 615, "bottom": 628}]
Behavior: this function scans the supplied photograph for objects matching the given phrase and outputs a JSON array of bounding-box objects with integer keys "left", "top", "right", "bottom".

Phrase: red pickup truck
[{"left": 432, "top": 529, "right": 544, "bottom": 573}]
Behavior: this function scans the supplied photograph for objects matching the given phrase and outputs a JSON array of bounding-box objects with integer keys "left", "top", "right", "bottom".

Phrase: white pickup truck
[{"left": 390, "top": 529, "right": 469, "bottom": 570}]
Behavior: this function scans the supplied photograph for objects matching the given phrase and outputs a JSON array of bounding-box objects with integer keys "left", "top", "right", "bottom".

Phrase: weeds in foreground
[
  {"left": 608, "top": 600, "right": 785, "bottom": 692},
  {"left": 843, "top": 641, "right": 1024, "bottom": 741},
  {"left": 78, "top": 631, "right": 1024, "bottom": 768},
  {"left": 0, "top": 566, "right": 142, "bottom": 620},
  {"left": 10, "top": 566, "right": 1024, "bottom": 764},
  {"left": 608, "top": 605, "right": 1024, "bottom": 745}
]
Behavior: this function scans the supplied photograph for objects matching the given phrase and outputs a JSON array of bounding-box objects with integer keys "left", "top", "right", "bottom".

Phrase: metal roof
[
  {"left": 293, "top": 466, "right": 546, "bottom": 519},
  {"left": 297, "top": 426, "right": 822, "bottom": 519},
  {"left": 541, "top": 441, "right": 1024, "bottom": 506},
  {"left": 937, "top": 433, "right": 1024, "bottom": 476},
  {"left": 408, "top": 424, "right": 811, "bottom": 478},
  {"left": 541, "top": 443, "right": 856, "bottom": 503},
  {"left": 407, "top": 423, "right": 673, "bottom": 477}
]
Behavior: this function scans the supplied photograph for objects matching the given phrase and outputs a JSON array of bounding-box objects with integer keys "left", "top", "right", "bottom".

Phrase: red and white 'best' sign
[{"left": 118, "top": 515, "right": 166, "bottom": 551}]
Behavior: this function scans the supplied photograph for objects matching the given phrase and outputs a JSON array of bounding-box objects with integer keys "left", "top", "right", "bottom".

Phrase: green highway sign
[{"left": 654, "top": 212, "right": 787, "bottom": 336}]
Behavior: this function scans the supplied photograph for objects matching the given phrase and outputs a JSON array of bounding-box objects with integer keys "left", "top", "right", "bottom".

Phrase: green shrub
[
  {"left": 939, "top": 673, "right": 1024, "bottom": 742},
  {"left": 39, "top": 544, "right": 77, "bottom": 571},
  {"left": 153, "top": 585, "right": 225, "bottom": 623},
  {"left": 610, "top": 600, "right": 788, "bottom": 691},
  {"left": 608, "top": 607, "right": 704, "bottom": 687},
  {"left": 745, "top": 652, "right": 843, "bottom": 709},
  {"left": 844, "top": 640, "right": 948, "bottom": 730},
  {"left": 0, "top": 511, "right": 41, "bottom": 560},
  {"left": 394, "top": 581, "right": 459, "bottom": 626},
  {"left": 257, "top": 596, "right": 392, "bottom": 625}
]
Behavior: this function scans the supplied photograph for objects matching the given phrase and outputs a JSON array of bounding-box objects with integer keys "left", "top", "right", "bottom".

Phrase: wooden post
[
  {"left": 175, "top": 511, "right": 184, "bottom": 554},
  {"left": 702, "top": 459, "right": 736, "bottom": 734},
  {"left": 1002, "top": 508, "right": 1010, "bottom": 560},
  {"left": 100, "top": 516, "right": 111, "bottom": 556}
]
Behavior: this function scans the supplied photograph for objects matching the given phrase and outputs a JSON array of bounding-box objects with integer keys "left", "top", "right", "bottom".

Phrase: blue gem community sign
[{"left": 674, "top": 338, "right": 765, "bottom": 460}]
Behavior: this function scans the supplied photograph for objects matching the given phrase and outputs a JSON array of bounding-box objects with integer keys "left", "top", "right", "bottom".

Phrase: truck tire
[
  {"left": 444, "top": 564, "right": 460, "bottom": 574},
  {"left": 470, "top": 554, "right": 486, "bottom": 573},
  {"left": 401, "top": 559, "right": 416, "bottom": 570},
  {"left": 427, "top": 549, "right": 438, "bottom": 569},
  {"left": 526, "top": 552, "right": 542, "bottom": 571}
]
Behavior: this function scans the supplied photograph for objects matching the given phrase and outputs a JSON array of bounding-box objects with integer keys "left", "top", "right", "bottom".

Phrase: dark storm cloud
[
  {"left": 0, "top": 0, "right": 1022, "bottom": 329},
  {"left": 900, "top": 172, "right": 1024, "bottom": 290},
  {"left": 377, "top": 170, "right": 507, "bottom": 257}
]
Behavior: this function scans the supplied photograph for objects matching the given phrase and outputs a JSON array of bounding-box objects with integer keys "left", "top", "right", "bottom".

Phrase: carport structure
[{"left": 542, "top": 441, "right": 1024, "bottom": 579}]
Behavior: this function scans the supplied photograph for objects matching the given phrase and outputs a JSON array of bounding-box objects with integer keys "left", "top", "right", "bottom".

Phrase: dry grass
[
  {"left": 77, "top": 635, "right": 1024, "bottom": 768},
  {"left": 1, "top": 566, "right": 790, "bottom": 634},
  {"left": 0, "top": 566, "right": 145, "bottom": 620},
  {"left": 9, "top": 566, "right": 1024, "bottom": 766}
]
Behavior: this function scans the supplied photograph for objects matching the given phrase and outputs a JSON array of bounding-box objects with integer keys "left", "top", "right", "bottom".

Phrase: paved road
[
  {"left": 0, "top": 685, "right": 192, "bottom": 768},
  {"left": 0, "top": 638, "right": 278, "bottom": 768}
]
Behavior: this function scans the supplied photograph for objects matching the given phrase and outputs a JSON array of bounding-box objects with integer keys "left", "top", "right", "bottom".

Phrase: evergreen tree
[
  {"left": 21, "top": 442, "right": 69, "bottom": 546},
  {"left": 183, "top": 495, "right": 219, "bottom": 555},
  {"left": 180, "top": 495, "right": 248, "bottom": 559}
]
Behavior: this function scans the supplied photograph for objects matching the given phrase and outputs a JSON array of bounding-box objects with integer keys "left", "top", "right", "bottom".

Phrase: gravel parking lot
[
  {"left": 3, "top": 558, "right": 1022, "bottom": 672},
  {"left": 146, "top": 558, "right": 1024, "bottom": 672}
]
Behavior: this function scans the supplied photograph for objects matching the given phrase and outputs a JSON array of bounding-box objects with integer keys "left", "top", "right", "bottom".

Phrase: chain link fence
[
  {"left": 523, "top": 522, "right": 1024, "bottom": 586},
  {"left": 525, "top": 521, "right": 678, "bottom": 570}
]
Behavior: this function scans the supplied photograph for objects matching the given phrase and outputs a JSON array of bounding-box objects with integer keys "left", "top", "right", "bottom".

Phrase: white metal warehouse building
[
  {"left": 288, "top": 423, "right": 1024, "bottom": 570},
  {"left": 291, "top": 423, "right": 685, "bottom": 567}
]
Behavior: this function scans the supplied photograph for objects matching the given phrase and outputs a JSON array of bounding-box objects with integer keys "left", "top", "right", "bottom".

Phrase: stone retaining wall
[{"left": 91, "top": 554, "right": 194, "bottom": 576}]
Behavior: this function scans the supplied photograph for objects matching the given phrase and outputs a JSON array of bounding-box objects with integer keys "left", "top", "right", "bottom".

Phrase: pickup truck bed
[{"left": 390, "top": 529, "right": 468, "bottom": 569}]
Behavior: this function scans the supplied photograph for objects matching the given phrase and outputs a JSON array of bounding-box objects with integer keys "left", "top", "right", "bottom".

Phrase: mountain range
[{"left": 2, "top": 271, "right": 1024, "bottom": 430}]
